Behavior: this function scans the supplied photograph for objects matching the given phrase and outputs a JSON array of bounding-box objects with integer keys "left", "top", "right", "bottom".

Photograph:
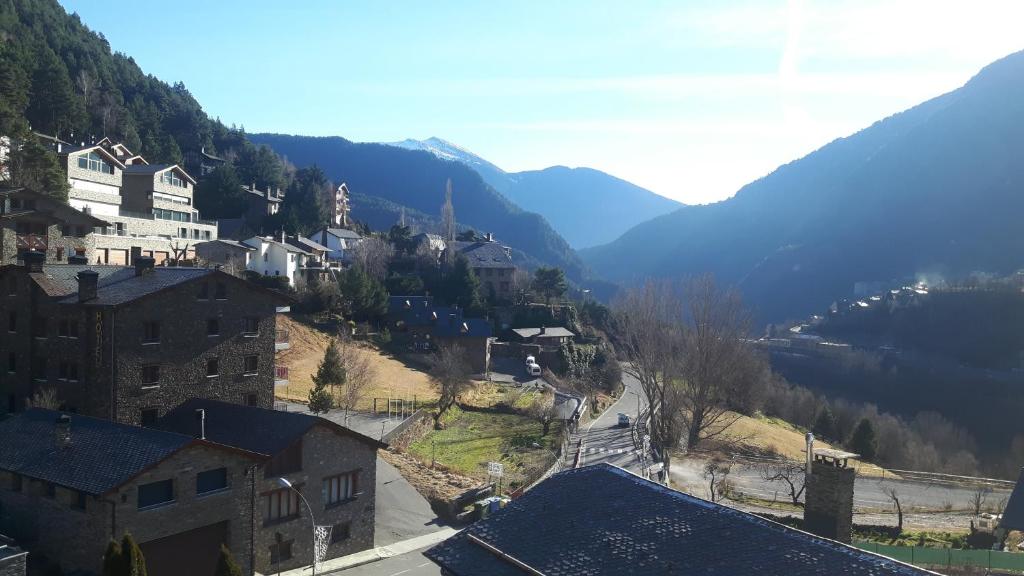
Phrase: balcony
[
  {"left": 275, "top": 329, "right": 290, "bottom": 352},
  {"left": 15, "top": 234, "right": 47, "bottom": 251},
  {"left": 274, "top": 366, "right": 289, "bottom": 387}
]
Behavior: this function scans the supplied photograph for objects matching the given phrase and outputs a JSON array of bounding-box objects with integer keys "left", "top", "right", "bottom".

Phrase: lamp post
[{"left": 275, "top": 477, "right": 318, "bottom": 576}]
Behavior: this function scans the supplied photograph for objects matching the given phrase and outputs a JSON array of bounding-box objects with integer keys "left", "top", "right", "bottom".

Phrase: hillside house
[
  {"left": 447, "top": 239, "right": 515, "bottom": 302},
  {"left": 159, "top": 399, "right": 384, "bottom": 573},
  {"left": 312, "top": 227, "right": 363, "bottom": 263},
  {"left": 511, "top": 326, "right": 575, "bottom": 347},
  {"left": 243, "top": 233, "right": 317, "bottom": 288},
  {"left": 0, "top": 187, "right": 108, "bottom": 265},
  {"left": 194, "top": 238, "right": 255, "bottom": 273},
  {"left": 433, "top": 313, "right": 492, "bottom": 374}
]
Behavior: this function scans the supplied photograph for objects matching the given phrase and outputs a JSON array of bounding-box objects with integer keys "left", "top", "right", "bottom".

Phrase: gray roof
[
  {"left": 0, "top": 534, "right": 26, "bottom": 564},
  {"left": 288, "top": 235, "right": 330, "bottom": 253},
  {"left": 159, "top": 398, "right": 384, "bottom": 456},
  {"left": 323, "top": 228, "right": 362, "bottom": 240},
  {"left": 0, "top": 409, "right": 250, "bottom": 495},
  {"left": 196, "top": 239, "right": 255, "bottom": 251},
  {"left": 1001, "top": 468, "right": 1024, "bottom": 531},
  {"left": 243, "top": 236, "right": 314, "bottom": 256},
  {"left": 57, "top": 267, "right": 214, "bottom": 306},
  {"left": 18, "top": 265, "right": 135, "bottom": 297},
  {"left": 449, "top": 241, "right": 513, "bottom": 269},
  {"left": 425, "top": 464, "right": 934, "bottom": 576},
  {"left": 512, "top": 327, "right": 575, "bottom": 339}
]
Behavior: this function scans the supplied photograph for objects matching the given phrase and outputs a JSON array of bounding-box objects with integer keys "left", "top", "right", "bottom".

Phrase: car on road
[{"left": 618, "top": 413, "right": 631, "bottom": 428}]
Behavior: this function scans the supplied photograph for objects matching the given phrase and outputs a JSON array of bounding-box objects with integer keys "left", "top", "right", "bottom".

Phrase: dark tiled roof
[
  {"left": 159, "top": 398, "right": 384, "bottom": 456},
  {"left": 324, "top": 228, "right": 362, "bottom": 240},
  {"left": 425, "top": 464, "right": 934, "bottom": 576},
  {"left": 57, "top": 267, "right": 213, "bottom": 306},
  {"left": 197, "top": 239, "right": 255, "bottom": 251},
  {"left": 1001, "top": 468, "right": 1024, "bottom": 531},
  {"left": 512, "top": 327, "right": 575, "bottom": 339},
  {"left": 449, "top": 241, "right": 513, "bottom": 269},
  {"left": 26, "top": 265, "right": 134, "bottom": 297},
  {"left": 434, "top": 316, "right": 491, "bottom": 339},
  {"left": 0, "top": 187, "right": 110, "bottom": 228},
  {"left": 387, "top": 295, "right": 435, "bottom": 327},
  {"left": 288, "top": 235, "right": 330, "bottom": 253},
  {"left": 243, "top": 236, "right": 313, "bottom": 256},
  {"left": 0, "top": 409, "right": 198, "bottom": 495}
]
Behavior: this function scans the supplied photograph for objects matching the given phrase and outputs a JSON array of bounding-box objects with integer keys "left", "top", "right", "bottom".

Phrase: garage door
[
  {"left": 108, "top": 249, "right": 129, "bottom": 265},
  {"left": 139, "top": 521, "right": 229, "bottom": 576}
]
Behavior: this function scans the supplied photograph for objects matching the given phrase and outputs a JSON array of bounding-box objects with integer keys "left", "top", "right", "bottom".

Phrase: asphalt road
[
  {"left": 577, "top": 370, "right": 647, "bottom": 474},
  {"left": 333, "top": 549, "right": 441, "bottom": 576}
]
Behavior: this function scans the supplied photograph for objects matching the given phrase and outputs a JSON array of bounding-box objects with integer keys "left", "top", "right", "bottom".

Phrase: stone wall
[
  {"left": 253, "top": 425, "right": 377, "bottom": 573},
  {"left": 67, "top": 161, "right": 123, "bottom": 189},
  {"left": 804, "top": 460, "right": 855, "bottom": 543},
  {"left": 0, "top": 535, "right": 27, "bottom": 576}
]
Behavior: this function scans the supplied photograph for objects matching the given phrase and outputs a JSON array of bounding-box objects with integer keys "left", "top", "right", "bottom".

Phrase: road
[
  {"left": 576, "top": 370, "right": 647, "bottom": 474},
  {"left": 331, "top": 549, "right": 441, "bottom": 576}
]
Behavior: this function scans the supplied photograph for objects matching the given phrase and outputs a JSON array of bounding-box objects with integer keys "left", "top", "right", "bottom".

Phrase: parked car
[
  {"left": 526, "top": 362, "right": 542, "bottom": 376},
  {"left": 617, "top": 413, "right": 631, "bottom": 428},
  {"left": 525, "top": 355, "right": 536, "bottom": 365}
]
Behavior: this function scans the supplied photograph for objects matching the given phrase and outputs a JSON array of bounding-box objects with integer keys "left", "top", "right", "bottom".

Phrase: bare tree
[
  {"left": 350, "top": 236, "right": 394, "bottom": 282},
  {"left": 678, "top": 275, "right": 761, "bottom": 449},
  {"left": 885, "top": 486, "right": 904, "bottom": 533},
  {"left": 529, "top": 391, "right": 559, "bottom": 436},
  {"left": 756, "top": 461, "right": 806, "bottom": 507},
  {"left": 441, "top": 178, "right": 455, "bottom": 243},
  {"left": 76, "top": 69, "right": 95, "bottom": 108},
  {"left": 332, "top": 335, "right": 376, "bottom": 427},
  {"left": 429, "top": 344, "right": 473, "bottom": 429},
  {"left": 970, "top": 486, "right": 991, "bottom": 515},
  {"left": 703, "top": 459, "right": 732, "bottom": 503},
  {"left": 614, "top": 280, "right": 687, "bottom": 485},
  {"left": 169, "top": 241, "right": 191, "bottom": 266}
]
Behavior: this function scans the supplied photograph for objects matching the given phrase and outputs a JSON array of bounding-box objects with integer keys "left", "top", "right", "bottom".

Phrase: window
[
  {"left": 214, "top": 282, "right": 227, "bottom": 300},
  {"left": 265, "top": 441, "right": 302, "bottom": 478},
  {"left": 137, "top": 479, "right": 174, "bottom": 509},
  {"left": 58, "top": 361, "right": 79, "bottom": 382},
  {"left": 242, "top": 317, "right": 260, "bottom": 336},
  {"left": 141, "top": 408, "right": 158, "bottom": 427},
  {"left": 263, "top": 253, "right": 269, "bottom": 262},
  {"left": 197, "top": 282, "right": 210, "bottom": 300},
  {"left": 331, "top": 521, "right": 351, "bottom": 544},
  {"left": 196, "top": 468, "right": 228, "bottom": 495},
  {"left": 141, "top": 365, "right": 160, "bottom": 385},
  {"left": 322, "top": 471, "right": 358, "bottom": 507},
  {"left": 206, "top": 358, "right": 219, "bottom": 377},
  {"left": 206, "top": 318, "right": 219, "bottom": 336},
  {"left": 142, "top": 321, "right": 160, "bottom": 344},
  {"left": 264, "top": 488, "right": 300, "bottom": 523},
  {"left": 269, "top": 540, "right": 293, "bottom": 564},
  {"left": 246, "top": 393, "right": 258, "bottom": 407},
  {"left": 244, "top": 355, "right": 258, "bottom": 375},
  {"left": 161, "top": 170, "right": 187, "bottom": 188},
  {"left": 77, "top": 151, "right": 113, "bottom": 174},
  {"left": 7, "top": 353, "right": 15, "bottom": 374},
  {"left": 31, "top": 357, "right": 46, "bottom": 381},
  {"left": 7, "top": 311, "right": 14, "bottom": 332},
  {"left": 58, "top": 319, "right": 79, "bottom": 339}
]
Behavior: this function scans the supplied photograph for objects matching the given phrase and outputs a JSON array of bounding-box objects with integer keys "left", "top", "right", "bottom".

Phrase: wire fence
[{"left": 854, "top": 541, "right": 1024, "bottom": 572}]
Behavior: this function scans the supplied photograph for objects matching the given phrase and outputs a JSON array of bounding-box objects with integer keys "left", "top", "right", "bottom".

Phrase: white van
[
  {"left": 525, "top": 355, "right": 536, "bottom": 365},
  {"left": 526, "top": 362, "right": 542, "bottom": 376}
]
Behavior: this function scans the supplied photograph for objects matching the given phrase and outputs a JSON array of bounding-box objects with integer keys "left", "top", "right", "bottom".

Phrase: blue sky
[{"left": 61, "top": 1, "right": 1024, "bottom": 204}]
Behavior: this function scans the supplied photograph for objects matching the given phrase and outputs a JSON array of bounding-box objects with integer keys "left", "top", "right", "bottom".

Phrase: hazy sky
[{"left": 61, "top": 0, "right": 1024, "bottom": 204}]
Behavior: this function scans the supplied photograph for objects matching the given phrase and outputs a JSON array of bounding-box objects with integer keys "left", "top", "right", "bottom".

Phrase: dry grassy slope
[{"left": 274, "top": 315, "right": 438, "bottom": 411}]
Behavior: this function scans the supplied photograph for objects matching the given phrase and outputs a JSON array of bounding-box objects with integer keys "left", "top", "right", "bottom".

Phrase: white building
[
  {"left": 312, "top": 227, "right": 362, "bottom": 262},
  {"left": 242, "top": 233, "right": 315, "bottom": 287}
]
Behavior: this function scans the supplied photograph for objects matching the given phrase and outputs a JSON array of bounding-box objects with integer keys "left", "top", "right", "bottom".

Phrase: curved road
[{"left": 577, "top": 371, "right": 648, "bottom": 473}]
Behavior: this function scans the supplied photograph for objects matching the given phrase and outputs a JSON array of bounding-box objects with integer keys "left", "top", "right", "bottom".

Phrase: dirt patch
[
  {"left": 380, "top": 449, "right": 483, "bottom": 502},
  {"left": 274, "top": 315, "right": 438, "bottom": 410}
]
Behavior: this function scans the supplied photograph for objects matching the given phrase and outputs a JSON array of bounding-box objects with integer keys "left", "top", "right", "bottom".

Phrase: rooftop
[
  {"left": 159, "top": 398, "right": 385, "bottom": 456},
  {"left": 197, "top": 238, "right": 255, "bottom": 251},
  {"left": 0, "top": 409, "right": 255, "bottom": 495},
  {"left": 57, "top": 267, "right": 214, "bottom": 306},
  {"left": 425, "top": 463, "right": 934, "bottom": 576},
  {"left": 243, "top": 236, "right": 314, "bottom": 255},
  {"left": 449, "top": 241, "right": 513, "bottom": 268},
  {"left": 512, "top": 327, "right": 575, "bottom": 339},
  {"left": 322, "top": 227, "right": 363, "bottom": 240}
]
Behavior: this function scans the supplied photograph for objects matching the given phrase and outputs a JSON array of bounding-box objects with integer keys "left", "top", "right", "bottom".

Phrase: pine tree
[
  {"left": 26, "top": 47, "right": 85, "bottom": 139},
  {"left": 119, "top": 534, "right": 147, "bottom": 576},
  {"left": 447, "top": 254, "right": 484, "bottom": 315},
  {"left": 812, "top": 404, "right": 837, "bottom": 441},
  {"left": 847, "top": 418, "right": 878, "bottom": 461},
  {"left": 8, "top": 135, "right": 70, "bottom": 201},
  {"left": 101, "top": 539, "right": 122, "bottom": 576},
  {"left": 214, "top": 544, "right": 243, "bottom": 576},
  {"left": 314, "top": 339, "right": 347, "bottom": 395},
  {"left": 308, "top": 376, "right": 333, "bottom": 414}
]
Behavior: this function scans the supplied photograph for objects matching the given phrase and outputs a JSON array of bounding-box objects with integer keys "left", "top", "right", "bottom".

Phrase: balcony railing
[
  {"left": 274, "top": 366, "right": 289, "bottom": 381},
  {"left": 275, "top": 329, "right": 290, "bottom": 351}
]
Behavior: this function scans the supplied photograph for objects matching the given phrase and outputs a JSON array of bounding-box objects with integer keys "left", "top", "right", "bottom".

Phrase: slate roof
[
  {"left": 512, "top": 327, "right": 575, "bottom": 339},
  {"left": 20, "top": 265, "right": 135, "bottom": 297},
  {"left": 1000, "top": 468, "right": 1024, "bottom": 531},
  {"left": 0, "top": 187, "right": 110, "bottom": 228},
  {"left": 449, "top": 241, "right": 513, "bottom": 269},
  {"left": 323, "top": 228, "right": 362, "bottom": 240},
  {"left": 159, "top": 398, "right": 385, "bottom": 456},
  {"left": 58, "top": 267, "right": 214, "bottom": 306},
  {"left": 425, "top": 464, "right": 935, "bottom": 576},
  {"left": 123, "top": 164, "right": 196, "bottom": 184},
  {"left": 0, "top": 409, "right": 251, "bottom": 495},
  {"left": 197, "top": 238, "right": 255, "bottom": 251},
  {"left": 243, "top": 236, "right": 314, "bottom": 256},
  {"left": 434, "top": 316, "right": 491, "bottom": 339},
  {"left": 287, "top": 235, "right": 330, "bottom": 253},
  {"left": 388, "top": 295, "right": 436, "bottom": 327}
]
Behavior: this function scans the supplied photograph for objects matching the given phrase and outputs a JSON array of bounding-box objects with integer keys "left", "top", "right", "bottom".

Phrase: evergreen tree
[
  {"left": 8, "top": 135, "right": 70, "bottom": 200},
  {"left": 532, "top": 267, "right": 568, "bottom": 303},
  {"left": 313, "top": 339, "right": 347, "bottom": 396},
  {"left": 195, "top": 164, "right": 245, "bottom": 219},
  {"left": 388, "top": 224, "right": 413, "bottom": 255},
  {"left": 812, "top": 404, "right": 837, "bottom": 441},
  {"left": 446, "top": 255, "right": 483, "bottom": 314},
  {"left": 26, "top": 46, "right": 85, "bottom": 139},
  {"left": 339, "top": 266, "right": 389, "bottom": 321},
  {"left": 848, "top": 418, "right": 878, "bottom": 461},
  {"left": 119, "top": 534, "right": 147, "bottom": 576},
  {"left": 308, "top": 372, "right": 333, "bottom": 414},
  {"left": 214, "top": 544, "right": 243, "bottom": 576},
  {"left": 101, "top": 539, "right": 122, "bottom": 576}
]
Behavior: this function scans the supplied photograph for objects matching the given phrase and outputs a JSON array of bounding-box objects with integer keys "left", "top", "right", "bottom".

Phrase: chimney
[
  {"left": 68, "top": 255, "right": 87, "bottom": 265},
  {"left": 195, "top": 408, "right": 206, "bottom": 440},
  {"left": 134, "top": 256, "right": 155, "bottom": 277},
  {"left": 486, "top": 232, "right": 494, "bottom": 242},
  {"left": 252, "top": 181, "right": 256, "bottom": 192},
  {"left": 803, "top": 439, "right": 856, "bottom": 544},
  {"left": 540, "top": 325, "right": 546, "bottom": 335},
  {"left": 805, "top": 432, "right": 814, "bottom": 476},
  {"left": 77, "top": 270, "right": 99, "bottom": 302},
  {"left": 279, "top": 229, "right": 286, "bottom": 243},
  {"left": 22, "top": 250, "right": 45, "bottom": 272},
  {"left": 54, "top": 414, "right": 71, "bottom": 449}
]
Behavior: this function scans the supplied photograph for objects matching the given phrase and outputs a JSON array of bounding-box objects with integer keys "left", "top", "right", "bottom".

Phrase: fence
[{"left": 854, "top": 541, "right": 1024, "bottom": 572}]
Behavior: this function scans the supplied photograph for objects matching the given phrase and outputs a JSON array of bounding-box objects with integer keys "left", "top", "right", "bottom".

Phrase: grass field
[
  {"left": 273, "top": 315, "right": 439, "bottom": 411},
  {"left": 407, "top": 405, "right": 561, "bottom": 489}
]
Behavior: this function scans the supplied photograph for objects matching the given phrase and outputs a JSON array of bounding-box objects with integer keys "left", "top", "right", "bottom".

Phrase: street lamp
[{"left": 274, "top": 477, "right": 319, "bottom": 576}]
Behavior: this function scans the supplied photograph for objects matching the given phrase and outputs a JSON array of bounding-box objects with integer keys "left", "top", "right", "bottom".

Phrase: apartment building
[{"left": 0, "top": 187, "right": 107, "bottom": 265}]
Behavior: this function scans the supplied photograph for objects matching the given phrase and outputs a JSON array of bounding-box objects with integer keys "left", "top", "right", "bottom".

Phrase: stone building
[
  {"left": 159, "top": 399, "right": 384, "bottom": 573},
  {"left": 0, "top": 187, "right": 107, "bottom": 265},
  {"left": 0, "top": 254, "right": 289, "bottom": 422},
  {"left": 446, "top": 239, "right": 516, "bottom": 303},
  {"left": 433, "top": 312, "right": 492, "bottom": 374},
  {"left": 0, "top": 409, "right": 263, "bottom": 576},
  {"left": 194, "top": 238, "right": 255, "bottom": 274}
]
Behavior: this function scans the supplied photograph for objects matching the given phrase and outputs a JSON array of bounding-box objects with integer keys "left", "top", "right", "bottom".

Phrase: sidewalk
[{"left": 263, "top": 528, "right": 457, "bottom": 576}]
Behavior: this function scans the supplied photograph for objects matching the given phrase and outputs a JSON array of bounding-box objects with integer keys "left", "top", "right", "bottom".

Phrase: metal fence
[{"left": 854, "top": 541, "right": 1024, "bottom": 572}]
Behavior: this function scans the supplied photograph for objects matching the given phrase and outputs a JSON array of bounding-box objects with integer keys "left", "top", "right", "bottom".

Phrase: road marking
[
  {"left": 416, "top": 563, "right": 431, "bottom": 568},
  {"left": 391, "top": 570, "right": 411, "bottom": 576}
]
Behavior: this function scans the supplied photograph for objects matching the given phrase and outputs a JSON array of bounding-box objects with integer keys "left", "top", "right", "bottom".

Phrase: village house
[
  {"left": 0, "top": 187, "right": 108, "bottom": 265},
  {"left": 312, "top": 227, "right": 363, "bottom": 263},
  {"left": 446, "top": 238, "right": 515, "bottom": 302},
  {"left": 194, "top": 238, "right": 255, "bottom": 273},
  {"left": 159, "top": 399, "right": 384, "bottom": 573},
  {"left": 511, "top": 326, "right": 575, "bottom": 347},
  {"left": 387, "top": 295, "right": 493, "bottom": 372},
  {"left": 0, "top": 253, "right": 288, "bottom": 422},
  {"left": 0, "top": 409, "right": 263, "bottom": 576},
  {"left": 182, "top": 146, "right": 226, "bottom": 178},
  {"left": 433, "top": 312, "right": 492, "bottom": 374},
  {"left": 243, "top": 233, "right": 323, "bottom": 287}
]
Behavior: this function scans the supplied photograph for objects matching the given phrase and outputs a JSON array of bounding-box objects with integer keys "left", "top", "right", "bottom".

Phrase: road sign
[{"left": 487, "top": 461, "right": 504, "bottom": 478}]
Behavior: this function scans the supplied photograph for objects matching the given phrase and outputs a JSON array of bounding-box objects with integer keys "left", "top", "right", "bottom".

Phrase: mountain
[
  {"left": 582, "top": 50, "right": 1024, "bottom": 324},
  {"left": 248, "top": 133, "right": 595, "bottom": 286},
  {"left": 385, "top": 138, "right": 682, "bottom": 248}
]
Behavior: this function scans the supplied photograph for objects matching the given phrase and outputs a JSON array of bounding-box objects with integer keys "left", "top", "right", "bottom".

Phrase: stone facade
[
  {"left": 0, "top": 445, "right": 257, "bottom": 575},
  {"left": 0, "top": 535, "right": 27, "bottom": 576},
  {"left": 803, "top": 459, "right": 855, "bottom": 543},
  {"left": 255, "top": 425, "right": 377, "bottom": 573},
  {"left": 0, "top": 266, "right": 281, "bottom": 421},
  {"left": 435, "top": 335, "right": 491, "bottom": 374},
  {"left": 65, "top": 156, "right": 123, "bottom": 189}
]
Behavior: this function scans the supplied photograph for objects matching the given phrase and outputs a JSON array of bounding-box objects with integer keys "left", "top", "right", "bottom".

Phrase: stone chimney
[
  {"left": 22, "top": 250, "right": 45, "bottom": 272},
  {"left": 134, "top": 256, "right": 155, "bottom": 277},
  {"left": 77, "top": 270, "right": 99, "bottom": 302},
  {"left": 803, "top": 447, "right": 857, "bottom": 543},
  {"left": 54, "top": 414, "right": 71, "bottom": 449}
]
